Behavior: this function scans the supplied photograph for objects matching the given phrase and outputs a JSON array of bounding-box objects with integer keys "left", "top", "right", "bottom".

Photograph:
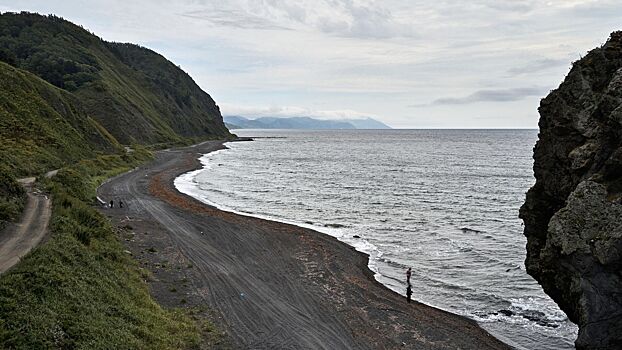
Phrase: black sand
[{"left": 98, "top": 140, "right": 511, "bottom": 350}]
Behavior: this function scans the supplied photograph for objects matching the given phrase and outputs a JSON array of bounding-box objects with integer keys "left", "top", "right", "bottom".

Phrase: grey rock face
[{"left": 520, "top": 32, "right": 622, "bottom": 349}]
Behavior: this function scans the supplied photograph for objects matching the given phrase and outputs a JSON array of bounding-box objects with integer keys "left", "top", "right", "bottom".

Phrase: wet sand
[{"left": 97, "top": 140, "right": 511, "bottom": 350}]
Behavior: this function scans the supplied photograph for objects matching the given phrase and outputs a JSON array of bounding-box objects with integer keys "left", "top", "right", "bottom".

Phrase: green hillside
[
  {"left": 0, "top": 12, "right": 230, "bottom": 144},
  {"left": 0, "top": 13, "right": 230, "bottom": 347},
  {"left": 0, "top": 12, "right": 231, "bottom": 227},
  {"left": 0, "top": 59, "right": 211, "bottom": 346},
  {"left": 0, "top": 60, "right": 119, "bottom": 227},
  {"left": 0, "top": 61, "right": 119, "bottom": 177}
]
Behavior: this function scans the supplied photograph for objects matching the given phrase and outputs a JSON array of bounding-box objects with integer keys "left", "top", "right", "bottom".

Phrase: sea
[{"left": 174, "top": 129, "right": 578, "bottom": 349}]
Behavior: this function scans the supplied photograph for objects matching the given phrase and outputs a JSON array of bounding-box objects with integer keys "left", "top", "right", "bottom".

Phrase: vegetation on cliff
[
  {"left": 0, "top": 61, "right": 119, "bottom": 176},
  {"left": 0, "top": 12, "right": 230, "bottom": 145},
  {"left": 0, "top": 60, "right": 118, "bottom": 227},
  {"left": 0, "top": 167, "right": 25, "bottom": 230},
  {"left": 0, "top": 150, "right": 217, "bottom": 349},
  {"left": 0, "top": 11, "right": 231, "bottom": 231},
  {"left": 0, "top": 62, "right": 212, "bottom": 348},
  {"left": 0, "top": 12, "right": 230, "bottom": 347}
]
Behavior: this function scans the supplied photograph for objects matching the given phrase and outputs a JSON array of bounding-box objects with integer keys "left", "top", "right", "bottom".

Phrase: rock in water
[{"left": 520, "top": 32, "right": 622, "bottom": 349}]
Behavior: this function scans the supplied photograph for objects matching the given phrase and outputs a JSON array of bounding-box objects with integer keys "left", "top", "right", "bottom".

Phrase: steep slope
[
  {"left": 0, "top": 61, "right": 119, "bottom": 177},
  {"left": 0, "top": 60, "right": 118, "bottom": 227},
  {"left": 0, "top": 12, "right": 230, "bottom": 144},
  {"left": 520, "top": 32, "right": 622, "bottom": 349},
  {"left": 0, "top": 13, "right": 225, "bottom": 347}
]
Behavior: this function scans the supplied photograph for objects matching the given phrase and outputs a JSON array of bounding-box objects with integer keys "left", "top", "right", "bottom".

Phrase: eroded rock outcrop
[{"left": 520, "top": 32, "right": 622, "bottom": 349}]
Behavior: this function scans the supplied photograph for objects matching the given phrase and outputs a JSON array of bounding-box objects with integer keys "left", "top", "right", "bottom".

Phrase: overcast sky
[{"left": 2, "top": 1, "right": 621, "bottom": 128}]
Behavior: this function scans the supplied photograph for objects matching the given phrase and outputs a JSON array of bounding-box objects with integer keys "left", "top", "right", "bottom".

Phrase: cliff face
[{"left": 520, "top": 32, "right": 622, "bottom": 349}]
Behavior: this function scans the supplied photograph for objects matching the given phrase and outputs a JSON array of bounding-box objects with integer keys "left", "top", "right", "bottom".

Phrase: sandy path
[
  {"left": 0, "top": 178, "right": 51, "bottom": 274},
  {"left": 98, "top": 141, "right": 511, "bottom": 350}
]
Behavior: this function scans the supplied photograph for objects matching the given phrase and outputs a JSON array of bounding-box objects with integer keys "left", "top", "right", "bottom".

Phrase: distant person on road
[
  {"left": 406, "top": 267, "right": 412, "bottom": 285},
  {"left": 119, "top": 200, "right": 124, "bottom": 208},
  {"left": 109, "top": 199, "right": 114, "bottom": 208},
  {"left": 406, "top": 284, "right": 413, "bottom": 303}
]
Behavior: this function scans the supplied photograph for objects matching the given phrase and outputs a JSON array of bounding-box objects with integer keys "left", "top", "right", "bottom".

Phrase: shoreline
[
  {"left": 98, "top": 140, "right": 511, "bottom": 349},
  {"left": 174, "top": 149, "right": 385, "bottom": 282}
]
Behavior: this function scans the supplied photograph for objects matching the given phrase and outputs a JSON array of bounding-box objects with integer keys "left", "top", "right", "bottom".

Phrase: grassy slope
[
  {"left": 0, "top": 60, "right": 118, "bottom": 228},
  {"left": 105, "top": 43, "right": 230, "bottom": 138},
  {"left": 0, "top": 151, "right": 214, "bottom": 349},
  {"left": 0, "top": 12, "right": 231, "bottom": 145},
  {"left": 0, "top": 61, "right": 119, "bottom": 177},
  {"left": 0, "top": 168, "right": 24, "bottom": 230},
  {"left": 0, "top": 15, "right": 228, "bottom": 347}
]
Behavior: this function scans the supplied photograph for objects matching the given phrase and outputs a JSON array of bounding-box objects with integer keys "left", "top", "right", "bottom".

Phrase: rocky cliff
[{"left": 520, "top": 32, "right": 622, "bottom": 349}]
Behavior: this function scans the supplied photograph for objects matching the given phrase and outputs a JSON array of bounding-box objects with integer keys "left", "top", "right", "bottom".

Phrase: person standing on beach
[
  {"left": 406, "top": 267, "right": 412, "bottom": 285},
  {"left": 109, "top": 199, "right": 114, "bottom": 208},
  {"left": 406, "top": 284, "right": 413, "bottom": 303}
]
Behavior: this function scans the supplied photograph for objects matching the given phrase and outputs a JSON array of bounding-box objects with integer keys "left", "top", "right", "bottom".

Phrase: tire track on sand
[{"left": 98, "top": 141, "right": 512, "bottom": 350}]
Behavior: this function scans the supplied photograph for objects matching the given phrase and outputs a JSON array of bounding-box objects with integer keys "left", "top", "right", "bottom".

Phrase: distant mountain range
[{"left": 224, "top": 116, "right": 391, "bottom": 130}]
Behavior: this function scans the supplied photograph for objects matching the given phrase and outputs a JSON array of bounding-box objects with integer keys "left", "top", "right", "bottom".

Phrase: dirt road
[
  {"left": 0, "top": 178, "right": 51, "bottom": 274},
  {"left": 98, "top": 141, "right": 510, "bottom": 350}
]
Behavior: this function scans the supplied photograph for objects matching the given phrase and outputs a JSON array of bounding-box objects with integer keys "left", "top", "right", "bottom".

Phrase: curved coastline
[
  {"left": 177, "top": 140, "right": 579, "bottom": 349},
  {"left": 99, "top": 139, "right": 511, "bottom": 349},
  {"left": 174, "top": 147, "right": 386, "bottom": 284}
]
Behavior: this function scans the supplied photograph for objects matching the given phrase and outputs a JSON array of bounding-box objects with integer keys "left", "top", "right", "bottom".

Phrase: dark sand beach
[{"left": 97, "top": 140, "right": 511, "bottom": 350}]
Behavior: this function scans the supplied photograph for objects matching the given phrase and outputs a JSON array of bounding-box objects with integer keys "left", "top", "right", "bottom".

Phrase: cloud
[
  {"left": 479, "top": 0, "right": 535, "bottom": 13},
  {"left": 419, "top": 87, "right": 548, "bottom": 106},
  {"left": 262, "top": 0, "right": 307, "bottom": 22},
  {"left": 508, "top": 58, "right": 569, "bottom": 75},
  {"left": 180, "top": 0, "right": 416, "bottom": 39},
  {"left": 180, "top": 9, "right": 290, "bottom": 30},
  {"left": 316, "top": 0, "right": 416, "bottom": 39},
  {"left": 567, "top": 1, "right": 622, "bottom": 19},
  {"left": 4, "top": 0, "right": 619, "bottom": 128},
  {"left": 220, "top": 103, "right": 375, "bottom": 120}
]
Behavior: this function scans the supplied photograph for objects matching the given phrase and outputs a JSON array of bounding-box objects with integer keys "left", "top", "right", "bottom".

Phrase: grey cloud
[
  {"left": 180, "top": 9, "right": 290, "bottom": 30},
  {"left": 480, "top": 0, "right": 535, "bottom": 13},
  {"left": 263, "top": 0, "right": 307, "bottom": 22},
  {"left": 181, "top": 1, "right": 415, "bottom": 39},
  {"left": 508, "top": 58, "right": 568, "bottom": 75},
  {"left": 264, "top": 0, "right": 416, "bottom": 39},
  {"left": 426, "top": 87, "right": 547, "bottom": 106},
  {"left": 331, "top": 1, "right": 416, "bottom": 39},
  {"left": 568, "top": 1, "right": 622, "bottom": 19}
]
